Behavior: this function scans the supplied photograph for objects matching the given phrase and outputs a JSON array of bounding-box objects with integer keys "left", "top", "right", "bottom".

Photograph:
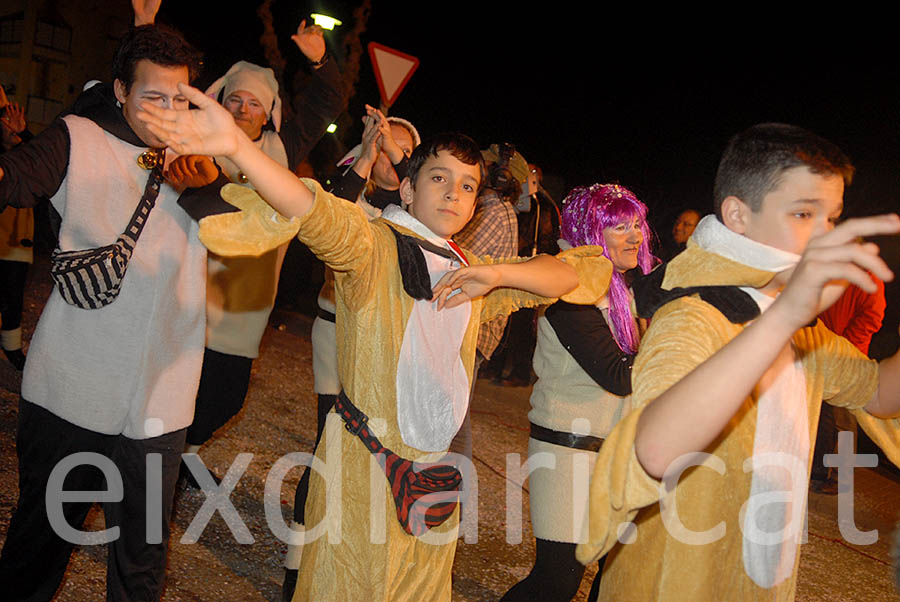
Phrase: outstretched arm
[
  {"left": 431, "top": 254, "right": 577, "bottom": 310},
  {"left": 137, "top": 84, "right": 315, "bottom": 218},
  {"left": 867, "top": 352, "right": 900, "bottom": 417},
  {"left": 634, "top": 214, "right": 900, "bottom": 478}
]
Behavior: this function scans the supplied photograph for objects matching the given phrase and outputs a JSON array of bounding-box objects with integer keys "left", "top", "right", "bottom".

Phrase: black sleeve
[
  {"left": 366, "top": 156, "right": 407, "bottom": 210},
  {"left": 367, "top": 186, "right": 402, "bottom": 211},
  {"left": 279, "top": 57, "right": 346, "bottom": 170},
  {"left": 329, "top": 152, "right": 408, "bottom": 209},
  {"left": 393, "top": 155, "right": 409, "bottom": 181},
  {"left": 0, "top": 119, "right": 69, "bottom": 211},
  {"left": 176, "top": 171, "right": 239, "bottom": 221},
  {"left": 329, "top": 166, "right": 366, "bottom": 202},
  {"left": 544, "top": 300, "right": 635, "bottom": 396}
]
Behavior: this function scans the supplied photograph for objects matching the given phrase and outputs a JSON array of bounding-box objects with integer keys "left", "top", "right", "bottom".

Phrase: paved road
[{"left": 1, "top": 295, "right": 899, "bottom": 600}]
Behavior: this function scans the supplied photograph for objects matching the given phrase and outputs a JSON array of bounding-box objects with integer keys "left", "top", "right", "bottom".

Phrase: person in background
[
  {"left": 483, "top": 162, "right": 561, "bottom": 386},
  {"left": 0, "top": 85, "right": 34, "bottom": 371},
  {"left": 501, "top": 184, "right": 657, "bottom": 602},
  {"left": 809, "top": 277, "right": 886, "bottom": 494},
  {"left": 159, "top": 16, "right": 346, "bottom": 488},
  {"left": 659, "top": 207, "right": 701, "bottom": 260}
]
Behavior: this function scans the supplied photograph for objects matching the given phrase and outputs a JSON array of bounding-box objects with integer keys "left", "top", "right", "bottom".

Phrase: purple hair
[{"left": 561, "top": 183, "right": 657, "bottom": 354}]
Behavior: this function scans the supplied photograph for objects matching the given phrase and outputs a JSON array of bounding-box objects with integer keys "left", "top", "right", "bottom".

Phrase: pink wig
[{"left": 561, "top": 183, "right": 657, "bottom": 354}]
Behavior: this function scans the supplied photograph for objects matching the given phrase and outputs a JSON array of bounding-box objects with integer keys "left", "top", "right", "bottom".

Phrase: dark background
[
  {"left": 156, "top": 2, "right": 900, "bottom": 221},
  {"left": 154, "top": 1, "right": 899, "bottom": 356}
]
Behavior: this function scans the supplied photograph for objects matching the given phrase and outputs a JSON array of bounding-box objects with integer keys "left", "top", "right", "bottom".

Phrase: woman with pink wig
[{"left": 501, "top": 183, "right": 657, "bottom": 601}]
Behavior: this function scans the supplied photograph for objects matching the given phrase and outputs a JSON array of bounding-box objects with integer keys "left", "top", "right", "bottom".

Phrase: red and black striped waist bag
[{"left": 334, "top": 390, "right": 462, "bottom": 536}]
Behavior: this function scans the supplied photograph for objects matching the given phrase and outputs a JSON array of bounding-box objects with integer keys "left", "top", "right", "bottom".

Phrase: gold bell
[
  {"left": 136, "top": 149, "right": 162, "bottom": 170},
  {"left": 237, "top": 171, "right": 249, "bottom": 184}
]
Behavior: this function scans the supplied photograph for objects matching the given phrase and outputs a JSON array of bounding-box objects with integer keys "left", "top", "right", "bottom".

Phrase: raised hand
[
  {"left": 769, "top": 213, "right": 899, "bottom": 331},
  {"left": 165, "top": 154, "right": 218, "bottom": 190},
  {"left": 291, "top": 20, "right": 326, "bottom": 63},
  {"left": 137, "top": 83, "right": 242, "bottom": 157},
  {"left": 365, "top": 104, "right": 406, "bottom": 164},
  {"left": 0, "top": 101, "right": 25, "bottom": 134},
  {"left": 431, "top": 265, "right": 502, "bottom": 310},
  {"left": 351, "top": 111, "right": 382, "bottom": 179},
  {"left": 132, "top": 0, "right": 161, "bottom": 26}
]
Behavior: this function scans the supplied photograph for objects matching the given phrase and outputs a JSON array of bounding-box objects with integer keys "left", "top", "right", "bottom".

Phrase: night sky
[{"left": 156, "top": 2, "right": 900, "bottom": 227}]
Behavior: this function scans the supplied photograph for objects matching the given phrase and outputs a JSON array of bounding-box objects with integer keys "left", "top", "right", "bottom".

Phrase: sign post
[{"left": 368, "top": 42, "right": 419, "bottom": 113}]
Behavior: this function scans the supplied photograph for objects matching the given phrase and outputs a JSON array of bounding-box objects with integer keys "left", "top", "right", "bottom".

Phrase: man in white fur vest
[{"left": 0, "top": 24, "right": 210, "bottom": 601}]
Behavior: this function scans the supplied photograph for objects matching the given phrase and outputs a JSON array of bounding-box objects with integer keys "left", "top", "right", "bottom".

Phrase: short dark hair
[
  {"left": 112, "top": 25, "right": 202, "bottom": 94},
  {"left": 407, "top": 132, "right": 485, "bottom": 190},
  {"left": 713, "top": 123, "right": 854, "bottom": 219}
]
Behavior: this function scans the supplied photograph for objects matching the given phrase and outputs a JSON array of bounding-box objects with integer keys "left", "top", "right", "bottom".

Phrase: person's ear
[
  {"left": 720, "top": 195, "right": 751, "bottom": 234},
  {"left": 113, "top": 79, "right": 128, "bottom": 106},
  {"left": 400, "top": 176, "right": 414, "bottom": 208}
]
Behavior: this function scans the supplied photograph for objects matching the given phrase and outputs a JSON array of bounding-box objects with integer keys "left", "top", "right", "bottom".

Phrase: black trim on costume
[
  {"left": 387, "top": 224, "right": 461, "bottom": 301},
  {"left": 632, "top": 262, "right": 761, "bottom": 324},
  {"left": 529, "top": 422, "right": 603, "bottom": 452},
  {"left": 67, "top": 83, "right": 145, "bottom": 147},
  {"left": 176, "top": 171, "right": 239, "bottom": 221}
]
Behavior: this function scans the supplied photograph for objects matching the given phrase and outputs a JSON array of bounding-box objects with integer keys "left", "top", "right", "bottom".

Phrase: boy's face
[
  {"left": 738, "top": 166, "right": 844, "bottom": 255},
  {"left": 401, "top": 150, "right": 481, "bottom": 238},
  {"left": 115, "top": 59, "right": 190, "bottom": 148}
]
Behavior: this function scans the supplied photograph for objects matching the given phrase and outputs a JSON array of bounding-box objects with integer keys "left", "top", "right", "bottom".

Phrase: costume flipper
[{"left": 198, "top": 183, "right": 300, "bottom": 257}]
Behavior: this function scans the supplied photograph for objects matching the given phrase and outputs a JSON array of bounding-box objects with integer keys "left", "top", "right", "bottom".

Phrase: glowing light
[
  {"left": 326, "top": 123, "right": 337, "bottom": 133},
  {"left": 311, "top": 13, "right": 342, "bottom": 30}
]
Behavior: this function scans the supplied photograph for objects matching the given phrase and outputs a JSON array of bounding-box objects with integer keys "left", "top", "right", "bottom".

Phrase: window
[
  {"left": 0, "top": 13, "right": 24, "bottom": 45},
  {"left": 34, "top": 20, "right": 71, "bottom": 53}
]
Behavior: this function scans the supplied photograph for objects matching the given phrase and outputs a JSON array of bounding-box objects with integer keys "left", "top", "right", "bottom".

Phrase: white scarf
[{"left": 692, "top": 214, "right": 809, "bottom": 588}]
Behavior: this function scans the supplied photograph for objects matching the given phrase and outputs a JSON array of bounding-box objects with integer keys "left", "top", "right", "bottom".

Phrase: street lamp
[{"left": 310, "top": 13, "right": 342, "bottom": 30}]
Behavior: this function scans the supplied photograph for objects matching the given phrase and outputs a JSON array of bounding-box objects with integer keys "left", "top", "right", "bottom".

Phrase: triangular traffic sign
[{"left": 368, "top": 42, "right": 419, "bottom": 108}]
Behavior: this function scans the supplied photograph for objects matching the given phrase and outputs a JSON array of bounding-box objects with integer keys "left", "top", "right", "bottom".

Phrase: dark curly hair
[{"left": 112, "top": 25, "right": 202, "bottom": 93}]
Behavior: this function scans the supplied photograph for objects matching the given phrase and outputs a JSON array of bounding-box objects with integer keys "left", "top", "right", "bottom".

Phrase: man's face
[
  {"left": 372, "top": 124, "right": 415, "bottom": 190},
  {"left": 603, "top": 215, "right": 645, "bottom": 273},
  {"left": 672, "top": 209, "right": 700, "bottom": 244},
  {"left": 223, "top": 90, "right": 268, "bottom": 139},
  {"left": 114, "top": 60, "right": 189, "bottom": 148},
  {"left": 402, "top": 149, "right": 481, "bottom": 239},
  {"left": 739, "top": 166, "right": 844, "bottom": 255}
]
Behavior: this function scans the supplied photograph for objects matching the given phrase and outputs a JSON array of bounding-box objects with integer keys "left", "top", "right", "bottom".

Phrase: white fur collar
[
  {"left": 382, "top": 204, "right": 447, "bottom": 247},
  {"left": 691, "top": 215, "right": 801, "bottom": 273}
]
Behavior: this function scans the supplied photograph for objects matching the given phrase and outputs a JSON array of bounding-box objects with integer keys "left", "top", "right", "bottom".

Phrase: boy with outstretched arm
[
  {"left": 574, "top": 123, "right": 900, "bottom": 601},
  {"left": 137, "top": 86, "right": 611, "bottom": 602}
]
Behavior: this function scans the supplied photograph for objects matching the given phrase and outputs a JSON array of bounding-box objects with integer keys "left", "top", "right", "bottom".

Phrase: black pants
[
  {"left": 186, "top": 348, "right": 253, "bottom": 446},
  {"left": 500, "top": 538, "right": 604, "bottom": 602},
  {"left": 0, "top": 400, "right": 185, "bottom": 601},
  {"left": 291, "top": 393, "right": 337, "bottom": 524},
  {"left": 0, "top": 259, "right": 28, "bottom": 334}
]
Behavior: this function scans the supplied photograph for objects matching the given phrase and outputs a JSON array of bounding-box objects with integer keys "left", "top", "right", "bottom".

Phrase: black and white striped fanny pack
[{"left": 50, "top": 152, "right": 165, "bottom": 310}]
